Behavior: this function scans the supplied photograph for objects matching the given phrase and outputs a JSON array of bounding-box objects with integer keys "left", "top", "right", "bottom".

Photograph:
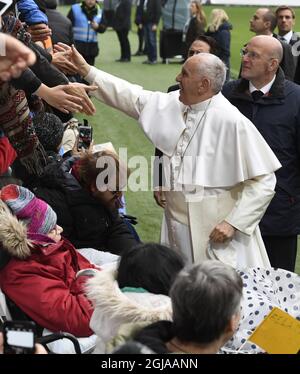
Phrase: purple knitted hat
[{"left": 0, "top": 184, "right": 57, "bottom": 235}]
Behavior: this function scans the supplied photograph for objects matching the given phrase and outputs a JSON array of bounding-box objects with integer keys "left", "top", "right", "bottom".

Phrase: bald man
[
  {"left": 70, "top": 46, "right": 281, "bottom": 268},
  {"left": 223, "top": 35, "right": 300, "bottom": 272},
  {"left": 248, "top": 8, "right": 295, "bottom": 81}
]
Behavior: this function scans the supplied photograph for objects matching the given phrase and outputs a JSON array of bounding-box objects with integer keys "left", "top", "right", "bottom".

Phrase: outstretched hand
[
  {"left": 37, "top": 83, "right": 97, "bottom": 114},
  {"left": 65, "top": 83, "right": 97, "bottom": 115},
  {"left": 0, "top": 33, "right": 36, "bottom": 81},
  {"left": 54, "top": 43, "right": 90, "bottom": 77},
  {"left": 52, "top": 51, "right": 78, "bottom": 75}
]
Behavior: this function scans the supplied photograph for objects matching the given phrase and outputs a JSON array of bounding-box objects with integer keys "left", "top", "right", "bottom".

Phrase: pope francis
[{"left": 70, "top": 47, "right": 281, "bottom": 268}]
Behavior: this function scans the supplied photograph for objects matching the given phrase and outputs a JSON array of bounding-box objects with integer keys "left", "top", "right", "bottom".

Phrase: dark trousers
[
  {"left": 144, "top": 23, "right": 157, "bottom": 62},
  {"left": 83, "top": 55, "right": 96, "bottom": 66},
  {"left": 137, "top": 26, "right": 145, "bottom": 53},
  {"left": 262, "top": 235, "right": 298, "bottom": 272},
  {"left": 116, "top": 29, "right": 131, "bottom": 60}
]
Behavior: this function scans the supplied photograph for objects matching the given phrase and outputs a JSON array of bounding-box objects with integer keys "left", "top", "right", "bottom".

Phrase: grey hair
[
  {"left": 194, "top": 53, "right": 227, "bottom": 93},
  {"left": 170, "top": 260, "right": 243, "bottom": 344}
]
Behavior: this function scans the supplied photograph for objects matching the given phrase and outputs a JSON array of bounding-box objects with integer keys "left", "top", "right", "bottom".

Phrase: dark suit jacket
[
  {"left": 289, "top": 31, "right": 300, "bottom": 84},
  {"left": 113, "top": 0, "right": 132, "bottom": 31}
]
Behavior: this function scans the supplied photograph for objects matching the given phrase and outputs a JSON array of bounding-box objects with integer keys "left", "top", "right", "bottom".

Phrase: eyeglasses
[{"left": 240, "top": 48, "right": 260, "bottom": 59}]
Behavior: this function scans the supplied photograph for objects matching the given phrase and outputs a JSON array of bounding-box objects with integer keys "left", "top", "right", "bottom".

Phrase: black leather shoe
[
  {"left": 132, "top": 51, "right": 144, "bottom": 56},
  {"left": 142, "top": 60, "right": 157, "bottom": 65},
  {"left": 115, "top": 58, "right": 130, "bottom": 62}
]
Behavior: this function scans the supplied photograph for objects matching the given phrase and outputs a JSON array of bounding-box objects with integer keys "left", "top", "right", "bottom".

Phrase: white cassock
[{"left": 85, "top": 67, "right": 282, "bottom": 268}]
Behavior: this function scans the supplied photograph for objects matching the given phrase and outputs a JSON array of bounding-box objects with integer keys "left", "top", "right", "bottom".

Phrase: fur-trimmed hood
[
  {"left": 86, "top": 269, "right": 172, "bottom": 343},
  {"left": 0, "top": 200, "right": 32, "bottom": 259}
]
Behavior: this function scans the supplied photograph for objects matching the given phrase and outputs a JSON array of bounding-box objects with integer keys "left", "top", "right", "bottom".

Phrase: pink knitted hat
[{"left": 0, "top": 184, "right": 57, "bottom": 235}]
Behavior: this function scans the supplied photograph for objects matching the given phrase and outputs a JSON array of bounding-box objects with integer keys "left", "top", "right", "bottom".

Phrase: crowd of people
[{"left": 0, "top": 0, "right": 300, "bottom": 356}]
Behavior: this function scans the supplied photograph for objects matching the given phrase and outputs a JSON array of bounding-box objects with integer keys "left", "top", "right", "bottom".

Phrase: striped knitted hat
[{"left": 0, "top": 185, "right": 57, "bottom": 235}]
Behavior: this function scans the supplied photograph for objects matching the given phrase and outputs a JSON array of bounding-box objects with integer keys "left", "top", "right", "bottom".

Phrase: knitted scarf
[
  {"left": 0, "top": 16, "right": 47, "bottom": 175},
  {"left": 0, "top": 83, "right": 47, "bottom": 175},
  {"left": 2, "top": 15, "right": 31, "bottom": 46}
]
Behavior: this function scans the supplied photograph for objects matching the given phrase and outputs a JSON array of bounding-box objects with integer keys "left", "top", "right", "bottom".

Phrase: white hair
[{"left": 194, "top": 53, "right": 227, "bottom": 93}]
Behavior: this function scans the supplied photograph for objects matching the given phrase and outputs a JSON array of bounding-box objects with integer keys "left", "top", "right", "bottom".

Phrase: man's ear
[
  {"left": 269, "top": 58, "right": 279, "bottom": 72},
  {"left": 264, "top": 20, "right": 271, "bottom": 31},
  {"left": 198, "top": 78, "right": 210, "bottom": 93}
]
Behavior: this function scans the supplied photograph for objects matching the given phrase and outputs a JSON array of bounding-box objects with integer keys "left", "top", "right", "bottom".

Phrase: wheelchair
[{"left": 0, "top": 288, "right": 96, "bottom": 354}]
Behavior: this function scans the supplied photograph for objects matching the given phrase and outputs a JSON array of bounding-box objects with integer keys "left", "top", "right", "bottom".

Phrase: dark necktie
[
  {"left": 279, "top": 36, "right": 287, "bottom": 43},
  {"left": 251, "top": 90, "right": 264, "bottom": 102}
]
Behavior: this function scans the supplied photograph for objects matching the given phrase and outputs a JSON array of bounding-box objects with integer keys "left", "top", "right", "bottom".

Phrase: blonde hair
[
  {"left": 207, "top": 8, "right": 229, "bottom": 32},
  {"left": 191, "top": 1, "right": 207, "bottom": 27}
]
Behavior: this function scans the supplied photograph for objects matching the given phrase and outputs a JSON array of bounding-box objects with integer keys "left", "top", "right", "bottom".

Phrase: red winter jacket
[
  {"left": 0, "top": 136, "right": 16, "bottom": 175},
  {"left": 0, "top": 206, "right": 97, "bottom": 337}
]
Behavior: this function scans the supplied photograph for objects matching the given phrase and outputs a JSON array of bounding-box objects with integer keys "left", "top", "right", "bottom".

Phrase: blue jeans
[{"left": 144, "top": 23, "right": 157, "bottom": 62}]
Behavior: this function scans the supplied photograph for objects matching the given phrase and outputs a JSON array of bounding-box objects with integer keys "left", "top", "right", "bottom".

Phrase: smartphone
[
  {"left": 78, "top": 119, "right": 93, "bottom": 150},
  {"left": 3, "top": 320, "right": 36, "bottom": 354},
  {"left": 0, "top": 0, "right": 13, "bottom": 17}
]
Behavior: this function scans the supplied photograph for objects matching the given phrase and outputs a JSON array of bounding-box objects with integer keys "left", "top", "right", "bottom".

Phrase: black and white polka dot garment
[{"left": 223, "top": 267, "right": 300, "bottom": 353}]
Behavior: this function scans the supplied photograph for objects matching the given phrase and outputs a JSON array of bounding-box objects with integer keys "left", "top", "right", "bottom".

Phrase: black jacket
[
  {"left": 113, "top": 0, "right": 132, "bottom": 31},
  {"left": 206, "top": 22, "right": 231, "bottom": 68},
  {"left": 134, "top": 320, "right": 173, "bottom": 353},
  {"left": 184, "top": 16, "right": 205, "bottom": 58},
  {"left": 289, "top": 32, "right": 300, "bottom": 85},
  {"left": 46, "top": 8, "right": 74, "bottom": 45},
  {"left": 222, "top": 68, "right": 300, "bottom": 236},
  {"left": 33, "top": 158, "right": 139, "bottom": 255},
  {"left": 274, "top": 34, "right": 296, "bottom": 81},
  {"left": 142, "top": 0, "right": 162, "bottom": 25}
]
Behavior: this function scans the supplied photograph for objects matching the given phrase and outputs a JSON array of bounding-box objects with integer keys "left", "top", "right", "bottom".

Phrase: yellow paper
[{"left": 248, "top": 307, "right": 300, "bottom": 354}]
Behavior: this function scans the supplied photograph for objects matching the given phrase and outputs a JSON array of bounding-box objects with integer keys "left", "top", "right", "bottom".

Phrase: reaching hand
[
  {"left": 54, "top": 43, "right": 90, "bottom": 77},
  {"left": 37, "top": 84, "right": 82, "bottom": 114},
  {"left": 52, "top": 51, "right": 78, "bottom": 75},
  {"left": 0, "top": 33, "right": 36, "bottom": 81},
  {"left": 64, "top": 83, "right": 97, "bottom": 115},
  {"left": 27, "top": 23, "right": 52, "bottom": 42},
  {"left": 37, "top": 83, "right": 97, "bottom": 114},
  {"left": 209, "top": 221, "right": 236, "bottom": 243}
]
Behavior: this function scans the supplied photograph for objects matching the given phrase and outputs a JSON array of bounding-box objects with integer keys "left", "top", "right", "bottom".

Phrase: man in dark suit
[
  {"left": 223, "top": 35, "right": 300, "bottom": 272},
  {"left": 276, "top": 6, "right": 300, "bottom": 84},
  {"left": 248, "top": 8, "right": 295, "bottom": 81},
  {"left": 113, "top": 0, "right": 132, "bottom": 62}
]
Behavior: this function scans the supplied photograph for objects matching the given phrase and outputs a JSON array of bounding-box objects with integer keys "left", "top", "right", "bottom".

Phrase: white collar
[
  {"left": 279, "top": 30, "right": 293, "bottom": 44},
  {"left": 187, "top": 96, "right": 214, "bottom": 112},
  {"left": 249, "top": 75, "right": 276, "bottom": 95}
]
